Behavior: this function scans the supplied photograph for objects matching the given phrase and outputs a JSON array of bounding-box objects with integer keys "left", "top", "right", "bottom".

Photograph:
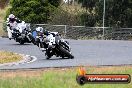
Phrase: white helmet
[
  {"left": 8, "top": 14, "right": 16, "bottom": 22},
  {"left": 36, "top": 27, "right": 43, "bottom": 33},
  {"left": 9, "top": 14, "right": 15, "bottom": 19}
]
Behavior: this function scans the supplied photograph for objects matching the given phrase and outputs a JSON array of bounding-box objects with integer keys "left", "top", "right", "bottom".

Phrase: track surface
[{"left": 0, "top": 38, "right": 132, "bottom": 69}]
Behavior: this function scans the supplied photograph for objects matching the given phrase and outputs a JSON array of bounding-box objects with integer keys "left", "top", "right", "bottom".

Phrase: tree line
[
  {"left": 76, "top": 0, "right": 132, "bottom": 27},
  {"left": 2, "top": 0, "right": 132, "bottom": 27}
]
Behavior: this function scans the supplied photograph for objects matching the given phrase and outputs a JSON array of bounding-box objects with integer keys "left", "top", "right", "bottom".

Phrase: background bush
[{"left": 5, "top": 0, "right": 61, "bottom": 24}]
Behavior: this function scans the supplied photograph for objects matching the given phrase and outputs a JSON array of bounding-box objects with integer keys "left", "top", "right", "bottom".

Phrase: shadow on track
[
  {"left": 9, "top": 43, "right": 33, "bottom": 46},
  {"left": 42, "top": 57, "right": 73, "bottom": 60}
]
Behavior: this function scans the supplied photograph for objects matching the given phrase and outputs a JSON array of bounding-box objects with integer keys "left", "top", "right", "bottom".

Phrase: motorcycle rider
[
  {"left": 35, "top": 27, "right": 57, "bottom": 59},
  {"left": 6, "top": 14, "right": 22, "bottom": 40},
  {"left": 35, "top": 27, "right": 49, "bottom": 51},
  {"left": 34, "top": 26, "right": 73, "bottom": 59}
]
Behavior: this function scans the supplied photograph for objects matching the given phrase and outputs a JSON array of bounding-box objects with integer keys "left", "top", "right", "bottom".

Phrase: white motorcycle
[{"left": 10, "top": 21, "right": 32, "bottom": 44}]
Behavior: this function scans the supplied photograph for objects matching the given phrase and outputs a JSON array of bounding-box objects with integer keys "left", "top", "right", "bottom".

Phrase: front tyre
[
  {"left": 19, "top": 40, "right": 24, "bottom": 45},
  {"left": 28, "top": 34, "right": 36, "bottom": 45},
  {"left": 45, "top": 48, "right": 52, "bottom": 59},
  {"left": 45, "top": 55, "right": 50, "bottom": 59},
  {"left": 59, "top": 46, "right": 74, "bottom": 59}
]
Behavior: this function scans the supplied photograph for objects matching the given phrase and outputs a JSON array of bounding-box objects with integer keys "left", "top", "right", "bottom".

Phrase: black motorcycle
[{"left": 33, "top": 31, "right": 74, "bottom": 59}]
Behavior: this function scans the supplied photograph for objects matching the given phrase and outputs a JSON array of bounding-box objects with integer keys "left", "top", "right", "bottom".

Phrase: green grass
[
  {"left": 0, "top": 6, "right": 11, "bottom": 36},
  {"left": 0, "top": 7, "right": 7, "bottom": 36},
  {"left": 0, "top": 9, "right": 6, "bottom": 21},
  {"left": 0, "top": 66, "right": 132, "bottom": 88}
]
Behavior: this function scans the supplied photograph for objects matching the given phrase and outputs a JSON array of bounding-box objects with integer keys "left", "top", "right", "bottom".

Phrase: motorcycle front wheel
[
  {"left": 59, "top": 45, "right": 74, "bottom": 59},
  {"left": 19, "top": 40, "right": 25, "bottom": 45},
  {"left": 45, "top": 48, "right": 52, "bottom": 59}
]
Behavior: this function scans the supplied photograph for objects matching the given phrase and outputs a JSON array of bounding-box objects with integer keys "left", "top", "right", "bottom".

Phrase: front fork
[{"left": 45, "top": 47, "right": 53, "bottom": 59}]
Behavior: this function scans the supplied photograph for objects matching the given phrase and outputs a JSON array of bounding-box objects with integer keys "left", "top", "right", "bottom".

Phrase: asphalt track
[{"left": 0, "top": 38, "right": 132, "bottom": 69}]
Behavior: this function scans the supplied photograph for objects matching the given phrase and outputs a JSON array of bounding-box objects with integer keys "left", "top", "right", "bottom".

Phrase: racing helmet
[
  {"left": 8, "top": 14, "right": 15, "bottom": 23},
  {"left": 36, "top": 27, "right": 44, "bottom": 33}
]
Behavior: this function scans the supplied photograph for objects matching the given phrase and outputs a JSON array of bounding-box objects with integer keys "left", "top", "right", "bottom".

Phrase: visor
[{"left": 9, "top": 18, "right": 15, "bottom": 23}]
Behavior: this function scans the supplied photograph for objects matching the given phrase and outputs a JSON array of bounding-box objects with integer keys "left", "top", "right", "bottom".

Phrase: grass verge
[
  {"left": 0, "top": 66, "right": 131, "bottom": 88},
  {"left": 0, "top": 7, "right": 8, "bottom": 36},
  {"left": 0, "top": 51, "right": 22, "bottom": 64}
]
